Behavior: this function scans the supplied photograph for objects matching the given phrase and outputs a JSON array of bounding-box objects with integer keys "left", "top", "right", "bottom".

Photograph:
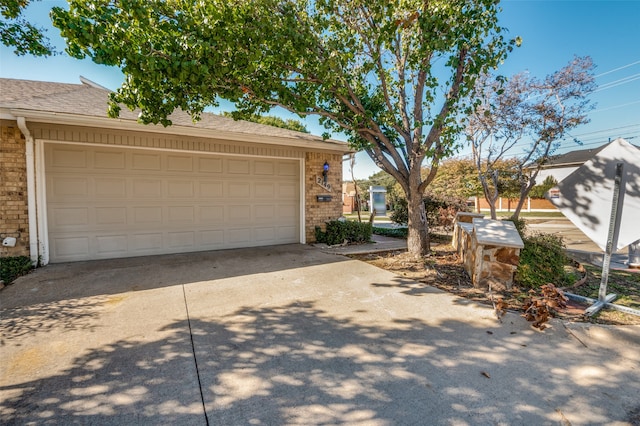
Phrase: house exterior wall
[
  {"left": 0, "top": 123, "right": 30, "bottom": 258},
  {"left": 304, "top": 152, "right": 343, "bottom": 242},
  {"left": 2, "top": 121, "right": 344, "bottom": 258}
]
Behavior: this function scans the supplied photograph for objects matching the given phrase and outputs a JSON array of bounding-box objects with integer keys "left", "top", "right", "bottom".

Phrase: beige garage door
[{"left": 45, "top": 144, "right": 300, "bottom": 262}]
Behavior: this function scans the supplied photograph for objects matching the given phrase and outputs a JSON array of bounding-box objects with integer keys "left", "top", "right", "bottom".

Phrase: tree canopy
[
  {"left": 222, "top": 112, "right": 309, "bottom": 133},
  {"left": 52, "top": 0, "right": 518, "bottom": 255},
  {"left": 1, "top": 0, "right": 55, "bottom": 56}
]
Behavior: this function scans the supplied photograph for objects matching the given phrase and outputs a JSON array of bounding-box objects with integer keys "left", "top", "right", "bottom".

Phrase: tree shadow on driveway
[{"left": 3, "top": 297, "right": 639, "bottom": 425}]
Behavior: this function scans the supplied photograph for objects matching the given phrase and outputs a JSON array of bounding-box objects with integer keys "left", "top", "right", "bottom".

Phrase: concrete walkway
[{"left": 1, "top": 244, "right": 639, "bottom": 425}]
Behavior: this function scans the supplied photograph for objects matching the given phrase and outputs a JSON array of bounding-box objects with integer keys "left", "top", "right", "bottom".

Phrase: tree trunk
[{"left": 406, "top": 191, "right": 430, "bottom": 256}]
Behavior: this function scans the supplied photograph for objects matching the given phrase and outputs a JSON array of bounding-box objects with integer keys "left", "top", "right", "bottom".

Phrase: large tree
[
  {"left": 52, "top": 0, "right": 517, "bottom": 256},
  {"left": 465, "top": 56, "right": 596, "bottom": 220}
]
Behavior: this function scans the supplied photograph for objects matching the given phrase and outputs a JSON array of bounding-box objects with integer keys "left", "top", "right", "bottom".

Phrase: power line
[{"left": 594, "top": 60, "right": 640, "bottom": 78}]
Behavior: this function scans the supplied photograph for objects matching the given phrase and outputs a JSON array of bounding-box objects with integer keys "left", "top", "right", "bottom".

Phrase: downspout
[{"left": 16, "top": 117, "right": 39, "bottom": 265}]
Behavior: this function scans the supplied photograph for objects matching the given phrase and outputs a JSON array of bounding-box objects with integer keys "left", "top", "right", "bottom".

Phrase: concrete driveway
[{"left": 1, "top": 244, "right": 639, "bottom": 425}]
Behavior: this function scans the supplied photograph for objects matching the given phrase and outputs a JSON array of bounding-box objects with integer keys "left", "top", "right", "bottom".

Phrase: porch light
[{"left": 323, "top": 161, "right": 329, "bottom": 184}]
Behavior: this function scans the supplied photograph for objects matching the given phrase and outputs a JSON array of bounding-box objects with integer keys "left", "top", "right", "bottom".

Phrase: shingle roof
[
  {"left": 0, "top": 77, "right": 345, "bottom": 147},
  {"left": 541, "top": 142, "right": 640, "bottom": 168},
  {"left": 541, "top": 145, "right": 609, "bottom": 167}
]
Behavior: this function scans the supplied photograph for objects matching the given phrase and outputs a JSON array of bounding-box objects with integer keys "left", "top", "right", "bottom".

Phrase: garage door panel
[
  {"left": 200, "top": 230, "right": 224, "bottom": 246},
  {"left": 131, "top": 233, "right": 163, "bottom": 251},
  {"left": 255, "top": 205, "right": 275, "bottom": 221},
  {"left": 200, "top": 206, "right": 224, "bottom": 222},
  {"left": 51, "top": 148, "right": 87, "bottom": 169},
  {"left": 227, "top": 228, "right": 251, "bottom": 244},
  {"left": 133, "top": 206, "right": 163, "bottom": 225},
  {"left": 95, "top": 151, "right": 126, "bottom": 169},
  {"left": 168, "top": 231, "right": 195, "bottom": 248},
  {"left": 168, "top": 206, "right": 195, "bottom": 224},
  {"left": 96, "top": 207, "right": 127, "bottom": 226},
  {"left": 168, "top": 180, "right": 194, "bottom": 197},
  {"left": 96, "top": 235, "right": 128, "bottom": 255},
  {"left": 254, "top": 160, "right": 275, "bottom": 175},
  {"left": 50, "top": 177, "right": 89, "bottom": 198},
  {"left": 50, "top": 207, "right": 89, "bottom": 228},
  {"left": 199, "top": 182, "right": 223, "bottom": 197},
  {"left": 278, "top": 182, "right": 298, "bottom": 198},
  {"left": 227, "top": 205, "right": 251, "bottom": 221},
  {"left": 45, "top": 144, "right": 300, "bottom": 262},
  {"left": 227, "top": 159, "right": 250, "bottom": 174},
  {"left": 255, "top": 227, "right": 276, "bottom": 242},
  {"left": 132, "top": 153, "right": 161, "bottom": 170},
  {"left": 254, "top": 182, "right": 276, "bottom": 198},
  {"left": 278, "top": 226, "right": 298, "bottom": 241},
  {"left": 167, "top": 155, "right": 193, "bottom": 172},
  {"left": 53, "top": 236, "right": 90, "bottom": 258},
  {"left": 228, "top": 182, "right": 251, "bottom": 198},
  {"left": 95, "top": 178, "right": 127, "bottom": 197},
  {"left": 198, "top": 157, "right": 222, "bottom": 173}
]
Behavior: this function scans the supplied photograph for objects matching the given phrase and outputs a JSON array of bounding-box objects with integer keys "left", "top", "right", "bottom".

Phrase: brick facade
[
  {"left": 0, "top": 124, "right": 30, "bottom": 258},
  {"left": 304, "top": 152, "right": 343, "bottom": 242}
]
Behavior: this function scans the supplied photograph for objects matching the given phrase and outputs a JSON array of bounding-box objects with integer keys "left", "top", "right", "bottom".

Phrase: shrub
[
  {"left": 317, "top": 220, "right": 372, "bottom": 245},
  {"left": 373, "top": 227, "right": 408, "bottom": 239},
  {"left": 390, "top": 194, "right": 469, "bottom": 231},
  {"left": 0, "top": 256, "right": 34, "bottom": 284},
  {"left": 515, "top": 233, "right": 571, "bottom": 289}
]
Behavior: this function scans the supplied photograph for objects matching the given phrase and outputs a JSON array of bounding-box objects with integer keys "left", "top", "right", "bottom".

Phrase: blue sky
[{"left": 1, "top": 0, "right": 639, "bottom": 179}]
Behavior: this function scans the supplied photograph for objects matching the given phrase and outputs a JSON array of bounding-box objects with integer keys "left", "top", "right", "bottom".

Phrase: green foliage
[
  {"left": 0, "top": 0, "right": 55, "bottom": 56},
  {"left": 222, "top": 112, "right": 309, "bottom": 133},
  {"left": 52, "top": 0, "right": 516, "bottom": 255},
  {"left": 390, "top": 194, "right": 469, "bottom": 230},
  {"left": 529, "top": 176, "right": 558, "bottom": 199},
  {"left": 0, "top": 255, "right": 33, "bottom": 284},
  {"left": 515, "top": 233, "right": 572, "bottom": 289},
  {"left": 390, "top": 198, "right": 408, "bottom": 225},
  {"left": 316, "top": 220, "right": 372, "bottom": 246},
  {"left": 372, "top": 227, "right": 408, "bottom": 239},
  {"left": 427, "top": 158, "right": 483, "bottom": 199}
]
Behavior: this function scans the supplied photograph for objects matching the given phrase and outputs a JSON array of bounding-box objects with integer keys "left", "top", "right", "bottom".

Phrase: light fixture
[{"left": 323, "top": 161, "right": 329, "bottom": 184}]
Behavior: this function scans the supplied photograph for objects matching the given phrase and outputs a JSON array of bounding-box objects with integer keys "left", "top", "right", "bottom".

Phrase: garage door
[{"left": 45, "top": 144, "right": 300, "bottom": 262}]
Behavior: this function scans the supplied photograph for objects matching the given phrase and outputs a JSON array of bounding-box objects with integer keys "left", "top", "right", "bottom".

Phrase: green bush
[
  {"left": 515, "top": 233, "right": 571, "bottom": 289},
  {"left": 316, "top": 220, "right": 372, "bottom": 245},
  {"left": 373, "top": 227, "right": 408, "bottom": 239},
  {"left": 0, "top": 256, "right": 34, "bottom": 284},
  {"left": 390, "top": 194, "right": 469, "bottom": 230}
]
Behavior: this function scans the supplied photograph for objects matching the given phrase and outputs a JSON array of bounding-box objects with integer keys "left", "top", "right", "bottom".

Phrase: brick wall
[
  {"left": 0, "top": 124, "right": 30, "bottom": 258},
  {"left": 304, "top": 152, "right": 343, "bottom": 242}
]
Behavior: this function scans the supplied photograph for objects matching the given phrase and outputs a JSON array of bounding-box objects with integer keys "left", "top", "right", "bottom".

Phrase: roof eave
[{"left": 5, "top": 108, "right": 353, "bottom": 154}]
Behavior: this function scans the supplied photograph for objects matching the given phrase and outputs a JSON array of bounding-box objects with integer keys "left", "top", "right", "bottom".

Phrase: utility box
[{"left": 369, "top": 186, "right": 387, "bottom": 216}]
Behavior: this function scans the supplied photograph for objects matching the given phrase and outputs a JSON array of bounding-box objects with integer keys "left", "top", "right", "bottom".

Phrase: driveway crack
[{"left": 182, "top": 284, "right": 210, "bottom": 426}]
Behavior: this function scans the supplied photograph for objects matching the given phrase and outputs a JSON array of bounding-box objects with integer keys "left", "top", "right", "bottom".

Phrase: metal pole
[{"left": 586, "top": 163, "right": 624, "bottom": 316}]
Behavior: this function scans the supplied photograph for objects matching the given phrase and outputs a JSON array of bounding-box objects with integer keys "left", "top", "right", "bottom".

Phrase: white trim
[
  {"left": 16, "top": 117, "right": 39, "bottom": 265},
  {"left": 35, "top": 139, "right": 49, "bottom": 265},
  {"left": 300, "top": 159, "right": 306, "bottom": 244}
]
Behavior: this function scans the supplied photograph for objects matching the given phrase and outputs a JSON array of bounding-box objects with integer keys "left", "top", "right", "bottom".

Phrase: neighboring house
[
  {"left": 532, "top": 144, "right": 610, "bottom": 183},
  {"left": 0, "top": 77, "right": 349, "bottom": 264}
]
